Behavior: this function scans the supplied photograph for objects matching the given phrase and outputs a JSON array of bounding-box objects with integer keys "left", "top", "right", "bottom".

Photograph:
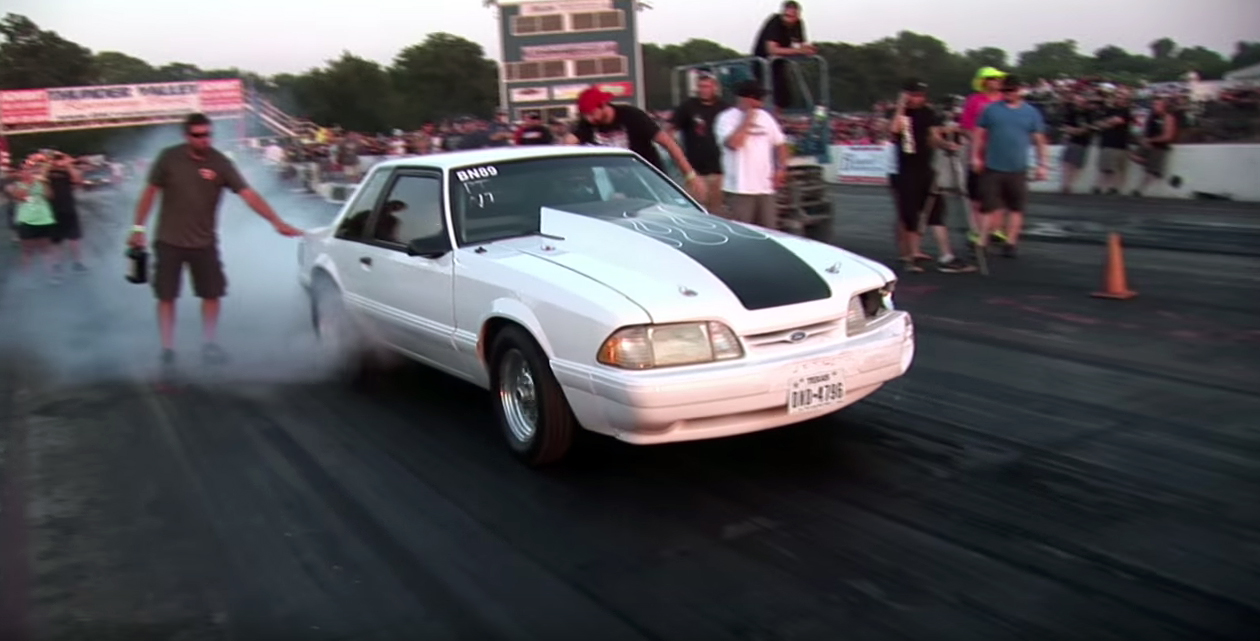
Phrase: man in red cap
[{"left": 568, "top": 87, "right": 707, "bottom": 201}]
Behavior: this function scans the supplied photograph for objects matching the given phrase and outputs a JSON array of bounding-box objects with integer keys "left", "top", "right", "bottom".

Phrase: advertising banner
[
  {"left": 550, "top": 84, "right": 590, "bottom": 101},
  {"left": 835, "top": 144, "right": 895, "bottom": 185},
  {"left": 520, "top": 0, "right": 612, "bottom": 16},
  {"left": 0, "top": 79, "right": 244, "bottom": 126},
  {"left": 510, "top": 87, "right": 551, "bottom": 102},
  {"left": 595, "top": 81, "right": 633, "bottom": 98},
  {"left": 521, "top": 41, "right": 618, "bottom": 62},
  {"left": 834, "top": 144, "right": 1064, "bottom": 186}
]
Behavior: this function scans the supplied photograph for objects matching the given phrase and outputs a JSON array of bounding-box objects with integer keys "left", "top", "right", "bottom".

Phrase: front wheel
[
  {"left": 489, "top": 326, "right": 577, "bottom": 467},
  {"left": 312, "top": 281, "right": 371, "bottom": 382}
]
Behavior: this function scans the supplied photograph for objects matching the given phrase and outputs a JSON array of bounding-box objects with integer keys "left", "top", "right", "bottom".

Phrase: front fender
[{"left": 477, "top": 298, "right": 554, "bottom": 360}]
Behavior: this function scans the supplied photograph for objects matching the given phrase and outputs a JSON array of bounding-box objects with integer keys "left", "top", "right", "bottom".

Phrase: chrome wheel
[{"left": 498, "top": 350, "right": 538, "bottom": 443}]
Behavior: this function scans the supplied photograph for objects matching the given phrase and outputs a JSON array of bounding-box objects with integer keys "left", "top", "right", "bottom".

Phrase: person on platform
[
  {"left": 129, "top": 113, "right": 304, "bottom": 368},
  {"left": 751, "top": 1, "right": 816, "bottom": 113},
  {"left": 566, "top": 87, "right": 707, "bottom": 202}
]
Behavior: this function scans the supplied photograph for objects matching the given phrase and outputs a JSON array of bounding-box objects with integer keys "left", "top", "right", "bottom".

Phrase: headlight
[
  {"left": 847, "top": 280, "right": 896, "bottom": 336},
  {"left": 880, "top": 280, "right": 896, "bottom": 310},
  {"left": 597, "top": 321, "right": 743, "bottom": 369}
]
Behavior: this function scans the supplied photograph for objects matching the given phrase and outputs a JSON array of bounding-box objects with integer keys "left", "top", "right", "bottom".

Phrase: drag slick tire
[
  {"left": 311, "top": 279, "right": 372, "bottom": 383},
  {"left": 489, "top": 325, "right": 576, "bottom": 467}
]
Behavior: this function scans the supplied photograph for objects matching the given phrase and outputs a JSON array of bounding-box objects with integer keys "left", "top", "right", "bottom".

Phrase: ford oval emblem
[{"left": 788, "top": 331, "right": 808, "bottom": 343}]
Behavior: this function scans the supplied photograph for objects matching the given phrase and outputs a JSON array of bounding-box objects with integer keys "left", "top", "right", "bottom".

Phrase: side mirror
[{"left": 405, "top": 235, "right": 450, "bottom": 259}]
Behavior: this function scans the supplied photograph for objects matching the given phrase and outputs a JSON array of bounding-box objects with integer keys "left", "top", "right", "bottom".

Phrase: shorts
[
  {"left": 979, "top": 170, "right": 1029, "bottom": 213},
  {"left": 966, "top": 169, "right": 982, "bottom": 202},
  {"left": 17, "top": 223, "right": 55, "bottom": 241},
  {"left": 1061, "top": 143, "right": 1089, "bottom": 169},
  {"left": 1098, "top": 147, "right": 1129, "bottom": 174},
  {"left": 153, "top": 242, "right": 228, "bottom": 300},
  {"left": 890, "top": 170, "right": 945, "bottom": 232},
  {"left": 52, "top": 206, "right": 81, "bottom": 242},
  {"left": 724, "top": 192, "right": 777, "bottom": 229},
  {"left": 1138, "top": 147, "right": 1170, "bottom": 177}
]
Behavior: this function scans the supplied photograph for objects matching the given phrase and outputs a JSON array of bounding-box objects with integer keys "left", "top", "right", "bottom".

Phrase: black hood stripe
[{"left": 555, "top": 202, "right": 832, "bottom": 310}]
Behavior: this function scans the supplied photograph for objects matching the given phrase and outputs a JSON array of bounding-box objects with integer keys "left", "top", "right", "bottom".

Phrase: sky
[{"left": 6, "top": 0, "right": 1258, "bottom": 76}]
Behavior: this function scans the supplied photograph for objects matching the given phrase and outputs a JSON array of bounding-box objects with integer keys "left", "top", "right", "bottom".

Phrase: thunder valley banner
[{"left": 0, "top": 79, "right": 244, "bottom": 126}]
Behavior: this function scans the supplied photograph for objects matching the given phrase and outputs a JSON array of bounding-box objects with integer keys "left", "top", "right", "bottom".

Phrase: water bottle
[{"left": 125, "top": 247, "right": 149, "bottom": 284}]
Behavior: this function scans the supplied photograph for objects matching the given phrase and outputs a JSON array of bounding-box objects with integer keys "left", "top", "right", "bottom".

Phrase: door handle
[{"left": 359, "top": 257, "right": 372, "bottom": 267}]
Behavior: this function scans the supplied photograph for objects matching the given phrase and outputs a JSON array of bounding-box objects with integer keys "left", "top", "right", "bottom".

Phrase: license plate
[{"left": 787, "top": 368, "right": 845, "bottom": 415}]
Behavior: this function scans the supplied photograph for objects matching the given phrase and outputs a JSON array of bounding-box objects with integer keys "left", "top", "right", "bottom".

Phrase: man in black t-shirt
[
  {"left": 751, "top": 1, "right": 815, "bottom": 112},
  {"left": 888, "top": 79, "right": 973, "bottom": 274},
  {"left": 1093, "top": 92, "right": 1133, "bottom": 195},
  {"left": 569, "top": 87, "right": 707, "bottom": 201},
  {"left": 47, "top": 152, "right": 87, "bottom": 271},
  {"left": 669, "top": 74, "right": 728, "bottom": 213},
  {"left": 1058, "top": 94, "right": 1096, "bottom": 193},
  {"left": 514, "top": 111, "right": 555, "bottom": 146}
]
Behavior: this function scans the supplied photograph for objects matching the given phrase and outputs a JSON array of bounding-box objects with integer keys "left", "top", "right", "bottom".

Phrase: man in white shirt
[{"left": 714, "top": 80, "right": 789, "bottom": 229}]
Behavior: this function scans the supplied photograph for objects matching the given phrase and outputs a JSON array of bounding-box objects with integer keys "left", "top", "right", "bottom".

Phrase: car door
[
  {"left": 355, "top": 170, "right": 457, "bottom": 368},
  {"left": 327, "top": 167, "right": 394, "bottom": 335}
]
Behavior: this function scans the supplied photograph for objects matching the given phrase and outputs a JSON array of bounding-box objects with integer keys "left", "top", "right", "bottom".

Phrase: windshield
[{"left": 449, "top": 153, "right": 701, "bottom": 245}]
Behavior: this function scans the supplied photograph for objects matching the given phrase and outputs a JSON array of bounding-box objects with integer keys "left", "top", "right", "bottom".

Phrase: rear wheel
[
  {"left": 312, "top": 280, "right": 371, "bottom": 382},
  {"left": 489, "top": 326, "right": 577, "bottom": 467}
]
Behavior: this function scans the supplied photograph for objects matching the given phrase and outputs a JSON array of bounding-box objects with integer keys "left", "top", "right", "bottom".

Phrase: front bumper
[{"left": 555, "top": 311, "right": 914, "bottom": 444}]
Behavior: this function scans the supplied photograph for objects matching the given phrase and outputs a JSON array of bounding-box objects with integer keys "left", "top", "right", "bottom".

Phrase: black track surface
[{"left": 1, "top": 181, "right": 1257, "bottom": 641}]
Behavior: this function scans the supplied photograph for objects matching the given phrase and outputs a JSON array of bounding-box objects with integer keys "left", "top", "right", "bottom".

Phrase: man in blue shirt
[{"left": 970, "top": 75, "right": 1048, "bottom": 258}]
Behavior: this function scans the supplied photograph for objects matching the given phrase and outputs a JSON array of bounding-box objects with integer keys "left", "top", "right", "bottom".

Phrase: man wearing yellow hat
[{"left": 958, "top": 67, "right": 1009, "bottom": 246}]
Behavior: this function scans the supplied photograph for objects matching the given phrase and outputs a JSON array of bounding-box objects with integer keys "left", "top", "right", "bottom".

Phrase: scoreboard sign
[{"left": 495, "top": 0, "right": 644, "bottom": 121}]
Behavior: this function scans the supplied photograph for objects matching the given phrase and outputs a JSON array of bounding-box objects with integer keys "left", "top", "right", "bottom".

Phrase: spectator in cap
[
  {"left": 959, "top": 66, "right": 1009, "bottom": 245},
  {"left": 568, "top": 86, "right": 707, "bottom": 201},
  {"left": 712, "top": 80, "right": 788, "bottom": 229},
  {"left": 888, "top": 79, "right": 974, "bottom": 273},
  {"left": 970, "top": 75, "right": 1049, "bottom": 259}
]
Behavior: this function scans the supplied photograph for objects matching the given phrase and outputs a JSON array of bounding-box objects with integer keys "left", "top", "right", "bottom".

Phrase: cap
[
  {"left": 577, "top": 87, "right": 614, "bottom": 114},
  {"left": 972, "top": 66, "right": 1008, "bottom": 92},
  {"left": 734, "top": 79, "right": 769, "bottom": 99},
  {"left": 902, "top": 78, "right": 928, "bottom": 93}
]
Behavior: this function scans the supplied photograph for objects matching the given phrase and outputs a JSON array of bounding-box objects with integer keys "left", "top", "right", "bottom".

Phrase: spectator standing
[
  {"left": 9, "top": 160, "right": 58, "bottom": 278},
  {"left": 488, "top": 111, "right": 515, "bottom": 147},
  {"left": 888, "top": 79, "right": 974, "bottom": 274},
  {"left": 514, "top": 111, "right": 555, "bottom": 146},
  {"left": 46, "top": 152, "right": 87, "bottom": 272},
  {"left": 970, "top": 75, "right": 1049, "bottom": 259},
  {"left": 569, "top": 87, "right": 708, "bottom": 201},
  {"left": 959, "top": 66, "right": 1008, "bottom": 245},
  {"left": 751, "top": 1, "right": 816, "bottom": 113},
  {"left": 1094, "top": 91, "right": 1134, "bottom": 195},
  {"left": 1, "top": 166, "right": 17, "bottom": 244},
  {"left": 1058, "top": 94, "right": 1096, "bottom": 193},
  {"left": 670, "top": 73, "right": 728, "bottom": 213},
  {"left": 713, "top": 80, "right": 788, "bottom": 229},
  {"left": 129, "top": 113, "right": 304, "bottom": 368},
  {"left": 1133, "top": 97, "right": 1179, "bottom": 196}
]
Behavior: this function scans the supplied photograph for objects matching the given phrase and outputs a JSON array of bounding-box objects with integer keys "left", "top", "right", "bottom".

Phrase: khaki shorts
[
  {"left": 1139, "top": 147, "right": 1171, "bottom": 177},
  {"left": 153, "top": 242, "right": 227, "bottom": 300},
  {"left": 724, "top": 193, "right": 777, "bottom": 229},
  {"left": 687, "top": 174, "right": 724, "bottom": 211}
]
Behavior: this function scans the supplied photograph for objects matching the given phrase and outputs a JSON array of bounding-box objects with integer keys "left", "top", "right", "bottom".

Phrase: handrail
[{"left": 670, "top": 54, "right": 829, "bottom": 111}]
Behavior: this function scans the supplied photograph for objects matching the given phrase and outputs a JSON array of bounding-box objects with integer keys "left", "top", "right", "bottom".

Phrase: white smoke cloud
[{"left": 0, "top": 123, "right": 346, "bottom": 387}]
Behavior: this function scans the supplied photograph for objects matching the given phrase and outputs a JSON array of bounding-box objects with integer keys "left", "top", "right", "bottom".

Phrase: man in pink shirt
[{"left": 959, "top": 66, "right": 1008, "bottom": 246}]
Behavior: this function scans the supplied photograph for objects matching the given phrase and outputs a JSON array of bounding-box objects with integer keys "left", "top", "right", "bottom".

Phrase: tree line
[{"left": 2, "top": 12, "right": 1258, "bottom": 155}]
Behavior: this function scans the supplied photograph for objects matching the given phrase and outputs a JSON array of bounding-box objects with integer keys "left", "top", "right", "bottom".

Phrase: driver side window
[
  {"left": 366, "top": 174, "right": 447, "bottom": 249},
  {"left": 334, "top": 169, "right": 392, "bottom": 240}
]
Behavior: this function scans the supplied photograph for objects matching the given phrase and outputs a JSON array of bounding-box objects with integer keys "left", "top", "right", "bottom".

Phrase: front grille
[{"left": 742, "top": 317, "right": 844, "bottom": 349}]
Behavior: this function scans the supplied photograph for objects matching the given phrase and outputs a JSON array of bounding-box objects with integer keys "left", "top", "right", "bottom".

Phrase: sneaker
[
  {"left": 990, "top": 230, "right": 1008, "bottom": 244},
  {"left": 937, "top": 257, "right": 977, "bottom": 273},
  {"left": 202, "top": 342, "right": 229, "bottom": 365}
]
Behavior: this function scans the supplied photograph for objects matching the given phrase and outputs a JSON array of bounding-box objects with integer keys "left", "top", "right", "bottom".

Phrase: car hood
[{"left": 495, "top": 204, "right": 891, "bottom": 327}]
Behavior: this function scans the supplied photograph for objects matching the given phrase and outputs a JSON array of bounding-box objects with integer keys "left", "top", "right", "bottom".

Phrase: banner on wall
[
  {"left": 834, "top": 144, "right": 1064, "bottom": 186},
  {"left": 0, "top": 79, "right": 244, "bottom": 126}
]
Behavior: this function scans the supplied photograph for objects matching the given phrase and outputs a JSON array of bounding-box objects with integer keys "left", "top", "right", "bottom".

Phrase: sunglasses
[{"left": 187, "top": 131, "right": 211, "bottom": 138}]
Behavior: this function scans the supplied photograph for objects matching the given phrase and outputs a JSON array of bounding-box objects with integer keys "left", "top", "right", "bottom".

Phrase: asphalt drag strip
[{"left": 0, "top": 186, "right": 1257, "bottom": 641}]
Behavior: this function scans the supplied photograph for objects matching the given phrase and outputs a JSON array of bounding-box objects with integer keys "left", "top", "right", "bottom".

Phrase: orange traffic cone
[{"left": 1092, "top": 232, "right": 1137, "bottom": 299}]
